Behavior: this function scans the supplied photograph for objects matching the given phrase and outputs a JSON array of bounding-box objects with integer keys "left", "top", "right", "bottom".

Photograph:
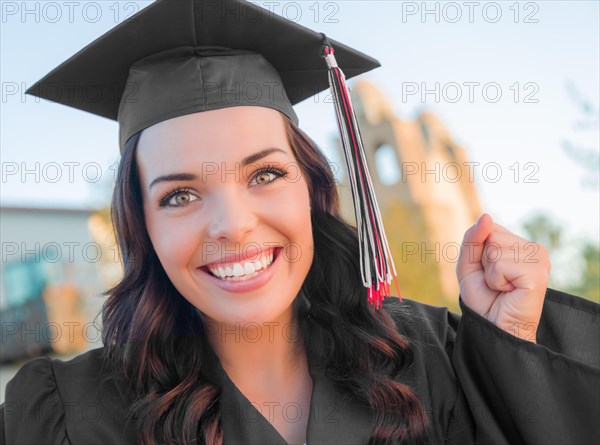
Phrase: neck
[{"left": 204, "top": 307, "right": 307, "bottom": 392}]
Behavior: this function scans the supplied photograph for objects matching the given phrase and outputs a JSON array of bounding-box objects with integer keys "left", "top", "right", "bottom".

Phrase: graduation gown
[{"left": 1, "top": 287, "right": 598, "bottom": 445}]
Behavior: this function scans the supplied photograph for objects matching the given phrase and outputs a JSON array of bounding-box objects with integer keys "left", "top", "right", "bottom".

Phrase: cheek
[
  {"left": 273, "top": 179, "right": 313, "bottom": 255},
  {"left": 145, "top": 212, "right": 197, "bottom": 271}
]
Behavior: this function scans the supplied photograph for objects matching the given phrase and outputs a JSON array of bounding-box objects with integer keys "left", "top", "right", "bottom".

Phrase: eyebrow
[{"left": 148, "top": 147, "right": 288, "bottom": 190}]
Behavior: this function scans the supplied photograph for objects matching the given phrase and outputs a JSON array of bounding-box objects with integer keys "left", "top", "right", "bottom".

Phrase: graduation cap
[{"left": 26, "top": 0, "right": 401, "bottom": 309}]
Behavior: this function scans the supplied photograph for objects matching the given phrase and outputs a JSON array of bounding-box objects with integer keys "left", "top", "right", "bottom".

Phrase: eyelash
[{"left": 158, "top": 164, "right": 289, "bottom": 208}]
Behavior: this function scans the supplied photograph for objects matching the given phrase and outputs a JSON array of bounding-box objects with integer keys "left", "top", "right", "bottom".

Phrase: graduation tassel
[{"left": 320, "top": 34, "right": 402, "bottom": 309}]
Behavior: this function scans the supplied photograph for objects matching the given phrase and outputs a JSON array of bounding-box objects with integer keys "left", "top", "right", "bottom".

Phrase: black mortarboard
[{"left": 26, "top": 0, "right": 401, "bottom": 309}]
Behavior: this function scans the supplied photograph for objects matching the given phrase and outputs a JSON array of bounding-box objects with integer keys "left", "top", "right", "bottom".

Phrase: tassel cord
[{"left": 320, "top": 36, "right": 402, "bottom": 307}]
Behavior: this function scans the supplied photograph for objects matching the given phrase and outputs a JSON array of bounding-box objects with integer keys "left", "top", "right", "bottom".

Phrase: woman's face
[{"left": 136, "top": 106, "right": 314, "bottom": 327}]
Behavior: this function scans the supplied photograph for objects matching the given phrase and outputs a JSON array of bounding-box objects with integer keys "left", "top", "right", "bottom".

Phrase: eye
[
  {"left": 250, "top": 165, "right": 288, "bottom": 187},
  {"left": 159, "top": 188, "right": 199, "bottom": 207}
]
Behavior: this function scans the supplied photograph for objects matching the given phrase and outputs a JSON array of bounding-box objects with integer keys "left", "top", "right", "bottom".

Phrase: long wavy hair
[{"left": 101, "top": 114, "right": 430, "bottom": 444}]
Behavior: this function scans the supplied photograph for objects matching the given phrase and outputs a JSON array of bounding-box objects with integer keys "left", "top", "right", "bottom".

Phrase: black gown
[{"left": 1, "top": 287, "right": 598, "bottom": 445}]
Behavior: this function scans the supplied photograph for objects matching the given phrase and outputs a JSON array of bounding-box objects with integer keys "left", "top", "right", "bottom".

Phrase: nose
[{"left": 206, "top": 188, "right": 258, "bottom": 243}]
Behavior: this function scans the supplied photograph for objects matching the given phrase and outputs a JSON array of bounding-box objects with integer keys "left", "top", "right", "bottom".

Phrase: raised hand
[{"left": 456, "top": 213, "right": 551, "bottom": 343}]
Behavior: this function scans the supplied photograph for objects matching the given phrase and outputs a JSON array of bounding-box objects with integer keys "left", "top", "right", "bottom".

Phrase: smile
[
  {"left": 197, "top": 247, "right": 283, "bottom": 293},
  {"left": 205, "top": 248, "right": 278, "bottom": 280}
]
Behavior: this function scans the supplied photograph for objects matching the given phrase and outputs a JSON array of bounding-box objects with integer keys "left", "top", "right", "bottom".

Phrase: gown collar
[{"left": 211, "top": 340, "right": 374, "bottom": 445}]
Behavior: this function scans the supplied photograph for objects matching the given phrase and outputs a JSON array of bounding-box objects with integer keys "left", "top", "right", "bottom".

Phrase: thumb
[{"left": 457, "top": 213, "right": 493, "bottom": 280}]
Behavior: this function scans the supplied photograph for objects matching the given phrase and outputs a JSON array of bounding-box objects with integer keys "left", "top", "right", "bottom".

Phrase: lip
[{"left": 197, "top": 247, "right": 283, "bottom": 293}]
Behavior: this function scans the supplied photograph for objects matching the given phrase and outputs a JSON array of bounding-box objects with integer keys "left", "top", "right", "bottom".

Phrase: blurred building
[
  {"left": 0, "top": 206, "right": 106, "bottom": 364},
  {"left": 335, "top": 81, "right": 482, "bottom": 307}
]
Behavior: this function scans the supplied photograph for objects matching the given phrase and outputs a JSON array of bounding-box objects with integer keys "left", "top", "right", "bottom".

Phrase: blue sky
[{"left": 2, "top": 1, "right": 599, "bottom": 256}]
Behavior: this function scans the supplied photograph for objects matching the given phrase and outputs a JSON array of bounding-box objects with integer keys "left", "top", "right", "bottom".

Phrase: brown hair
[{"left": 101, "top": 115, "right": 430, "bottom": 444}]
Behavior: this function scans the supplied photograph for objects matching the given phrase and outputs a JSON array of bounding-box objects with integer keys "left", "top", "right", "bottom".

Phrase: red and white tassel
[{"left": 320, "top": 35, "right": 402, "bottom": 309}]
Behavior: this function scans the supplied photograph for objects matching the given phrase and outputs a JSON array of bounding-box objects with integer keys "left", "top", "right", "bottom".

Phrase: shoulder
[
  {"left": 2, "top": 347, "right": 136, "bottom": 445},
  {"left": 381, "top": 296, "right": 461, "bottom": 348},
  {"left": 379, "top": 297, "right": 468, "bottom": 442},
  {"left": 5, "top": 347, "right": 113, "bottom": 401}
]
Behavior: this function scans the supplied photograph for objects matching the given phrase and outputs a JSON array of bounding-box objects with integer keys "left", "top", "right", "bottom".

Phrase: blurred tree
[
  {"left": 567, "top": 242, "right": 600, "bottom": 304},
  {"left": 521, "top": 213, "right": 565, "bottom": 290},
  {"left": 562, "top": 80, "right": 599, "bottom": 190},
  {"left": 522, "top": 213, "right": 562, "bottom": 252},
  {"left": 556, "top": 81, "right": 599, "bottom": 303},
  {"left": 521, "top": 212, "right": 599, "bottom": 304}
]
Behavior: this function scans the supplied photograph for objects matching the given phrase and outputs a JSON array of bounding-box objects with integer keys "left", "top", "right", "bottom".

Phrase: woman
[{"left": 1, "top": 0, "right": 599, "bottom": 444}]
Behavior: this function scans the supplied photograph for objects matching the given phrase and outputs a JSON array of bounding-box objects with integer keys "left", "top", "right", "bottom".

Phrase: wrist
[{"left": 499, "top": 320, "right": 538, "bottom": 344}]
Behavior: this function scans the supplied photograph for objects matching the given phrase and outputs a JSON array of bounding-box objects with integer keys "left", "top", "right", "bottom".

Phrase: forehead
[{"left": 136, "top": 106, "right": 291, "bottom": 177}]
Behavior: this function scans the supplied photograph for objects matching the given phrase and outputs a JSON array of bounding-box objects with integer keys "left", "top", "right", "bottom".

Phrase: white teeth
[
  {"left": 232, "top": 263, "right": 244, "bottom": 277},
  {"left": 244, "top": 262, "right": 255, "bottom": 275},
  {"left": 207, "top": 249, "right": 277, "bottom": 279}
]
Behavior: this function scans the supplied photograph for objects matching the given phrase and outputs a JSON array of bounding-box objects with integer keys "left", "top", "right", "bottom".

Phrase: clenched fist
[{"left": 456, "top": 213, "right": 551, "bottom": 343}]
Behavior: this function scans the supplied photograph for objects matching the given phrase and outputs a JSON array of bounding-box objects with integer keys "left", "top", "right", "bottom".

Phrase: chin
[
  {"left": 207, "top": 298, "right": 293, "bottom": 328},
  {"left": 176, "top": 273, "right": 300, "bottom": 326}
]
